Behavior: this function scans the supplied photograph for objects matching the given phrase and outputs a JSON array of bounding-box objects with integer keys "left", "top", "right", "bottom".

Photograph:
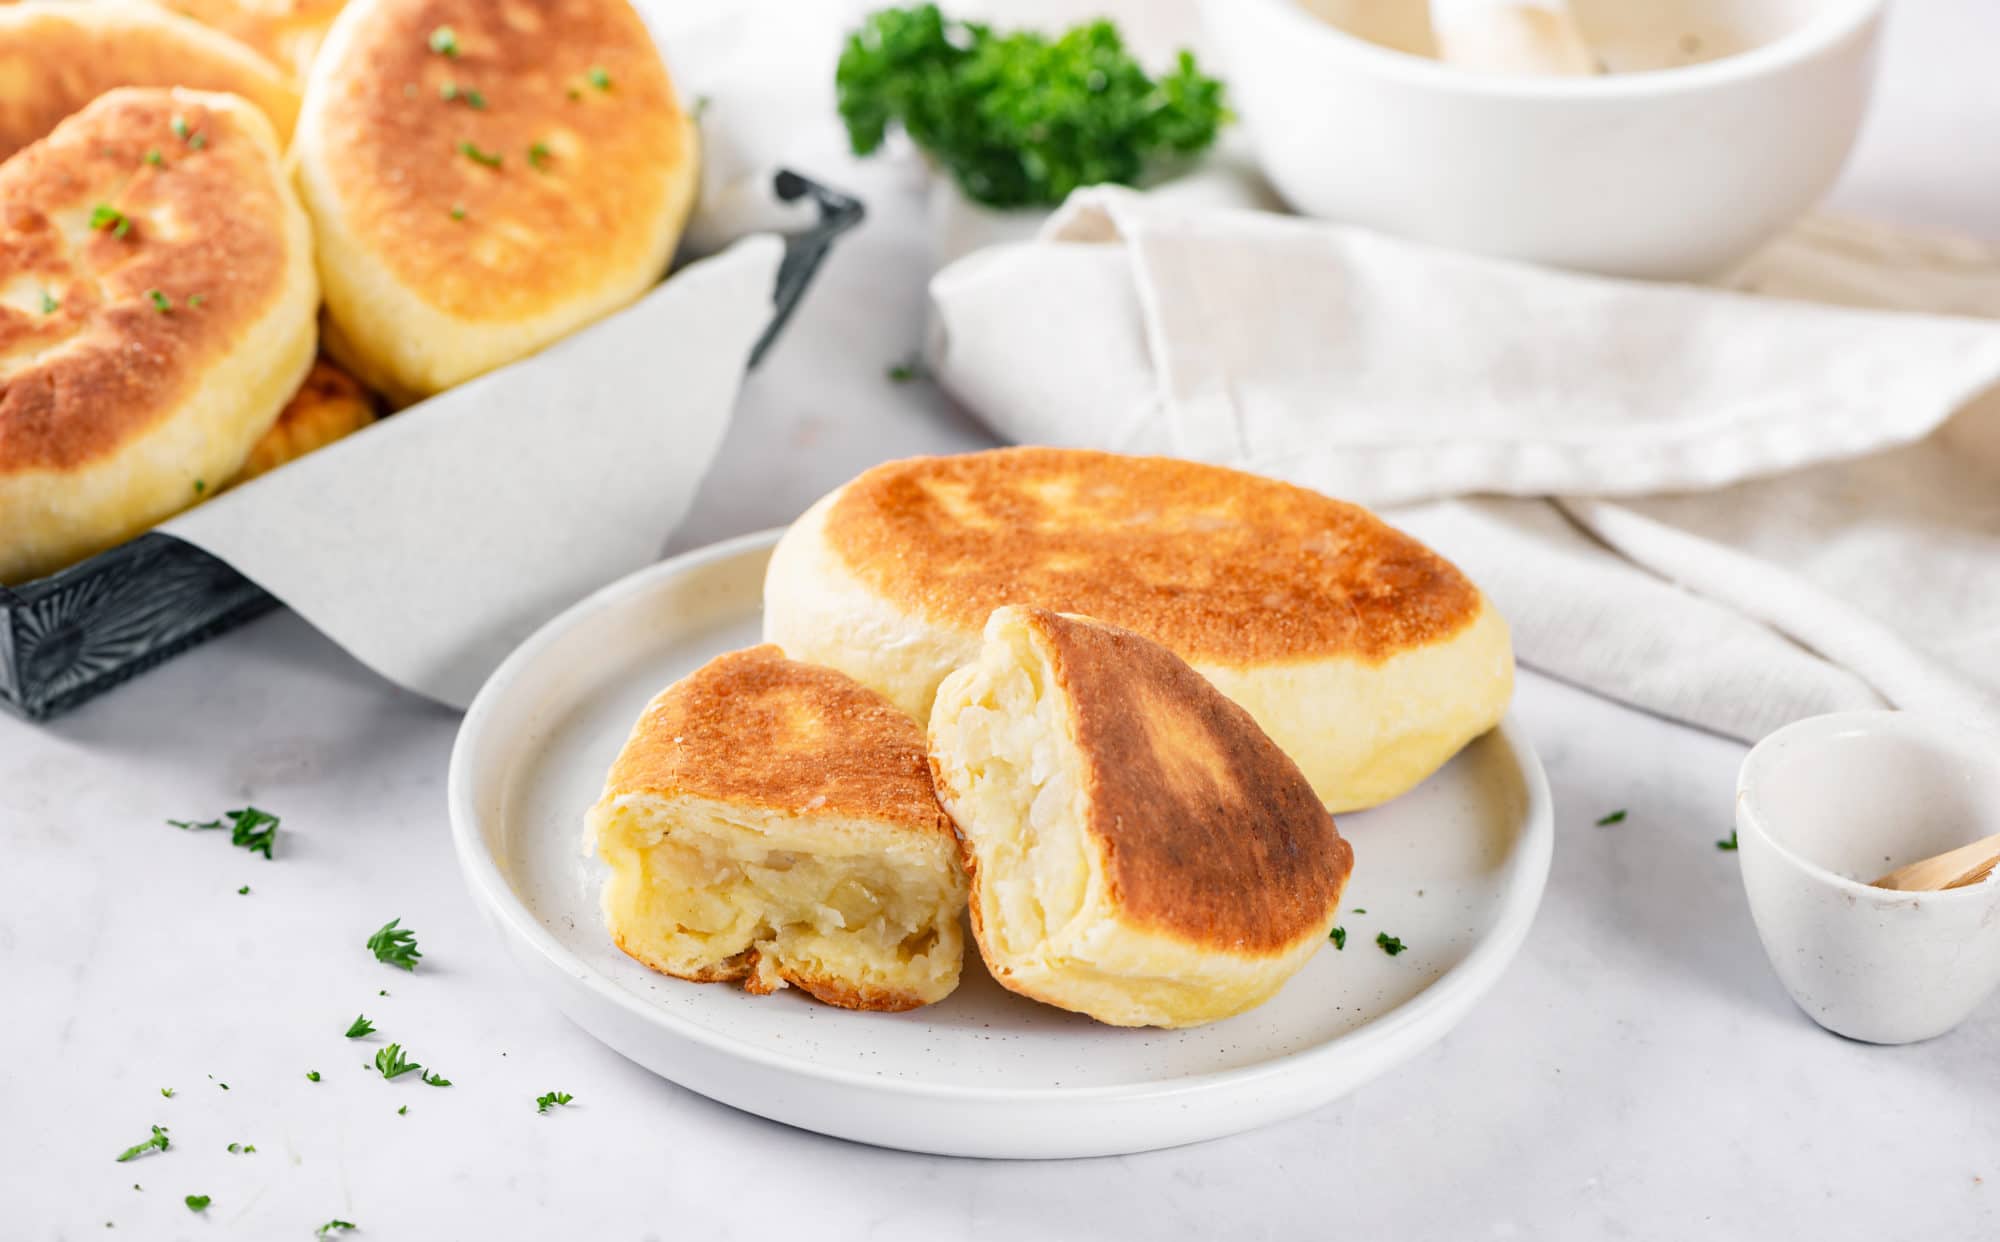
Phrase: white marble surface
[{"left": 5, "top": 2, "right": 1999, "bottom": 1237}]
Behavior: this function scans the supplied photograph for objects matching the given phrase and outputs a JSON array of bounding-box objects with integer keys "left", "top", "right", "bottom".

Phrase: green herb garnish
[
  {"left": 527, "top": 140, "right": 551, "bottom": 170},
  {"left": 187, "top": 294, "right": 205, "bottom": 308},
  {"left": 90, "top": 204, "right": 131, "bottom": 238},
  {"left": 171, "top": 115, "right": 189, "bottom": 141},
  {"left": 185, "top": 1195, "right": 210, "bottom": 1213},
  {"left": 587, "top": 66, "right": 611, "bottom": 91},
  {"left": 374, "top": 1043, "right": 420, "bottom": 1079},
  {"left": 147, "top": 289, "right": 171, "bottom": 314},
  {"left": 440, "top": 82, "right": 487, "bottom": 108},
  {"left": 168, "top": 807, "right": 278, "bottom": 859},
  {"left": 236, "top": 884, "right": 248, "bottom": 894},
  {"left": 39, "top": 290, "right": 58, "bottom": 314},
  {"left": 317, "top": 1223, "right": 357, "bottom": 1237},
  {"left": 421, "top": 1069, "right": 451, "bottom": 1087},
  {"left": 344, "top": 1014, "right": 375, "bottom": 1039},
  {"left": 428, "top": 25, "right": 459, "bottom": 56},
  {"left": 449, "top": 204, "right": 467, "bottom": 221},
  {"left": 886, "top": 361, "right": 917, "bottom": 383},
  {"left": 224, "top": 1143, "right": 254, "bottom": 1154},
  {"left": 1376, "top": 932, "right": 1406, "bottom": 956},
  {"left": 366, "top": 918, "right": 421, "bottom": 970},
  {"left": 1329, "top": 926, "right": 1345, "bottom": 950},
  {"left": 1717, "top": 830, "right": 1739, "bottom": 851},
  {"left": 456, "top": 140, "right": 502, "bottom": 168},
  {"left": 159, "top": 1088, "right": 173, "bottom": 1098},
  {"left": 193, "top": 479, "right": 206, "bottom": 496},
  {"left": 306, "top": 1071, "right": 321, "bottom": 1082},
  {"left": 535, "top": 1090, "right": 573, "bottom": 1114},
  {"left": 1596, "top": 809, "right": 1627, "bottom": 826},
  {"left": 397, "top": 1105, "right": 408, "bottom": 1116},
  {"left": 114, "top": 1126, "right": 169, "bottom": 1163},
  {"left": 836, "top": 5, "right": 1228, "bottom": 208},
  {"left": 144, "top": 149, "right": 163, "bottom": 166}
]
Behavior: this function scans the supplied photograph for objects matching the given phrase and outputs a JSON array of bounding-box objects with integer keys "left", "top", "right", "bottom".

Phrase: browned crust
[
  {"left": 141, "top": 0, "right": 348, "bottom": 80},
  {"left": 0, "top": 89, "right": 296, "bottom": 473},
  {"left": 1026, "top": 608, "right": 1353, "bottom": 953},
  {"left": 824, "top": 447, "right": 1484, "bottom": 667},
  {"left": 238, "top": 354, "right": 378, "bottom": 480},
  {"left": 605, "top": 645, "right": 953, "bottom": 839},
  {"left": 0, "top": 4, "right": 298, "bottom": 160},
  {"left": 610, "top": 930, "right": 930, "bottom": 1014},
  {"left": 307, "top": 0, "right": 689, "bottom": 320}
]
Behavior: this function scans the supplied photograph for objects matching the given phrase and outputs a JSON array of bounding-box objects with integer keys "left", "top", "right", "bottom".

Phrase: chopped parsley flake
[
  {"left": 167, "top": 807, "right": 278, "bottom": 859},
  {"left": 317, "top": 1223, "right": 357, "bottom": 1237},
  {"left": 1596, "top": 809, "right": 1627, "bottom": 826},
  {"left": 306, "top": 1071, "right": 321, "bottom": 1082},
  {"left": 159, "top": 1087, "right": 173, "bottom": 1098},
  {"left": 187, "top": 294, "right": 205, "bottom": 308},
  {"left": 527, "top": 140, "right": 551, "bottom": 170},
  {"left": 1329, "top": 926, "right": 1345, "bottom": 950},
  {"left": 535, "top": 1090, "right": 574, "bottom": 1114},
  {"left": 397, "top": 1105, "right": 408, "bottom": 1116},
  {"left": 114, "top": 1126, "right": 170, "bottom": 1163},
  {"left": 1376, "top": 932, "right": 1406, "bottom": 956},
  {"left": 366, "top": 918, "right": 421, "bottom": 970},
  {"left": 236, "top": 884, "right": 249, "bottom": 894},
  {"left": 39, "top": 290, "right": 57, "bottom": 314},
  {"left": 421, "top": 1069, "right": 452, "bottom": 1087},
  {"left": 345, "top": 1014, "right": 375, "bottom": 1039},
  {"left": 449, "top": 204, "right": 467, "bottom": 221},
  {"left": 184, "top": 1195, "right": 210, "bottom": 1213},
  {"left": 189, "top": 133, "right": 207, "bottom": 151},
  {"left": 193, "top": 479, "right": 206, "bottom": 495},
  {"left": 1717, "top": 830, "right": 1739, "bottom": 851},
  {"left": 428, "top": 25, "right": 459, "bottom": 56},
  {"left": 147, "top": 289, "right": 171, "bottom": 314},
  {"left": 90, "top": 204, "right": 131, "bottom": 238},
  {"left": 171, "top": 115, "right": 189, "bottom": 140},
  {"left": 456, "top": 140, "right": 502, "bottom": 168},
  {"left": 1352, "top": 908, "right": 1367, "bottom": 915},
  {"left": 886, "top": 362, "right": 917, "bottom": 382},
  {"left": 374, "top": 1043, "right": 421, "bottom": 1080},
  {"left": 144, "top": 149, "right": 163, "bottom": 167},
  {"left": 224, "top": 1142, "right": 255, "bottom": 1154},
  {"left": 587, "top": 66, "right": 611, "bottom": 91}
]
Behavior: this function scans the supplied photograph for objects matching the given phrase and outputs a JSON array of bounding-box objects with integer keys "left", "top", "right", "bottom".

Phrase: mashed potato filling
[{"left": 593, "top": 800, "right": 964, "bottom": 1004}]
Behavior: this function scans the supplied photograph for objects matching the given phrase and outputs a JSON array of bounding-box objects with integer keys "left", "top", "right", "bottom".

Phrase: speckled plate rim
[{"left": 447, "top": 529, "right": 1555, "bottom": 1151}]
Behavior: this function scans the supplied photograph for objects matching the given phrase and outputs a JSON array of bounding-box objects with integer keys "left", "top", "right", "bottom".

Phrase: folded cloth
[{"left": 927, "top": 190, "right": 2000, "bottom": 740}]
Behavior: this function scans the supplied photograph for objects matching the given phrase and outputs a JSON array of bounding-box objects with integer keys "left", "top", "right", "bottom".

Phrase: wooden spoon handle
[{"left": 1871, "top": 830, "right": 2000, "bottom": 892}]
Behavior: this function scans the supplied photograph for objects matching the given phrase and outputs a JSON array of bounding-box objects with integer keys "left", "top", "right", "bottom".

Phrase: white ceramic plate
[{"left": 448, "top": 530, "right": 1554, "bottom": 1159}]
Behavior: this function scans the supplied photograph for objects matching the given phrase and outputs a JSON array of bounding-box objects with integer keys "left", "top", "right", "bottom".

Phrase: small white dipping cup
[{"left": 1736, "top": 711, "right": 2000, "bottom": 1044}]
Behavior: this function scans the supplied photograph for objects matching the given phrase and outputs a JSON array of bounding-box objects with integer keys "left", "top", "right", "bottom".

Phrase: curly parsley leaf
[
  {"left": 535, "top": 1090, "right": 574, "bottom": 1114},
  {"left": 168, "top": 806, "right": 279, "bottom": 859},
  {"left": 374, "top": 1043, "right": 421, "bottom": 1080},
  {"left": 345, "top": 1014, "right": 376, "bottom": 1039},
  {"left": 421, "top": 1069, "right": 452, "bottom": 1088},
  {"left": 836, "top": 5, "right": 1228, "bottom": 207},
  {"left": 366, "top": 919, "right": 421, "bottom": 971},
  {"left": 114, "top": 1126, "right": 170, "bottom": 1163},
  {"left": 1376, "top": 932, "right": 1406, "bottom": 957},
  {"left": 1329, "top": 926, "right": 1345, "bottom": 950}
]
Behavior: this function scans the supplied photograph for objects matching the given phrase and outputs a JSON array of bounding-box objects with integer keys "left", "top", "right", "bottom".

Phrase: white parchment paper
[{"left": 162, "top": 235, "right": 783, "bottom": 708}]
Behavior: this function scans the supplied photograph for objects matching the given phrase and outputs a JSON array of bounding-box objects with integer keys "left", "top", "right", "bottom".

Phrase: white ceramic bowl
[
  {"left": 1200, "top": 0, "right": 1885, "bottom": 279},
  {"left": 1736, "top": 711, "right": 2000, "bottom": 1045}
]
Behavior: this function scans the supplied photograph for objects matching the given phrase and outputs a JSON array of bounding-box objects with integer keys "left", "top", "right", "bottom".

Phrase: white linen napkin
[{"left": 927, "top": 190, "right": 2000, "bottom": 740}]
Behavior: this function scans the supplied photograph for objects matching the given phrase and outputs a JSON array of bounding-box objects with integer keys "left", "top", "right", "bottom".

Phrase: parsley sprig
[
  {"left": 836, "top": 5, "right": 1228, "bottom": 207},
  {"left": 168, "top": 806, "right": 279, "bottom": 859},
  {"left": 345, "top": 1014, "right": 376, "bottom": 1039},
  {"left": 90, "top": 203, "right": 131, "bottom": 238},
  {"left": 535, "top": 1090, "right": 574, "bottom": 1114},
  {"left": 366, "top": 918, "right": 421, "bottom": 971},
  {"left": 1376, "top": 932, "right": 1406, "bottom": 957},
  {"left": 115, "top": 1126, "right": 170, "bottom": 1163},
  {"left": 373, "top": 1043, "right": 421, "bottom": 1080}
]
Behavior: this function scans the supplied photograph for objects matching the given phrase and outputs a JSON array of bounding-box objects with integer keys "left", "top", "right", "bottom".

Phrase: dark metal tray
[{"left": 0, "top": 169, "right": 862, "bottom": 722}]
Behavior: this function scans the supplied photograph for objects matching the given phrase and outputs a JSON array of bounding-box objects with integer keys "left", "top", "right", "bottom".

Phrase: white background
[{"left": 4, "top": 1, "right": 1997, "bottom": 1238}]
